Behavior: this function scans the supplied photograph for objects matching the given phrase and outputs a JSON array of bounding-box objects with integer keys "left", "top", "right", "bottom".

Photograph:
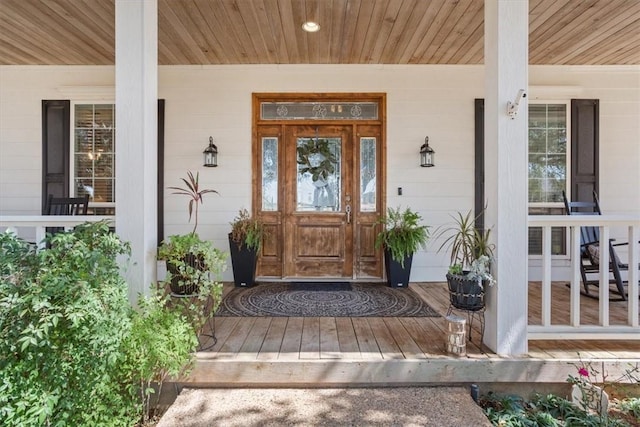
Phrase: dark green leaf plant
[{"left": 374, "top": 206, "right": 430, "bottom": 267}]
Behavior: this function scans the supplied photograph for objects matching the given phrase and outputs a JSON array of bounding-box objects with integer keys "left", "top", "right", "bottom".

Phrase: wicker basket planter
[
  {"left": 167, "top": 253, "right": 206, "bottom": 295},
  {"left": 446, "top": 273, "right": 485, "bottom": 311}
]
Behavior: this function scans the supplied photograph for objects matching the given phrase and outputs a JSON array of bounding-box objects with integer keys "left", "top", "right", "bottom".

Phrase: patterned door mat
[{"left": 216, "top": 282, "right": 440, "bottom": 317}]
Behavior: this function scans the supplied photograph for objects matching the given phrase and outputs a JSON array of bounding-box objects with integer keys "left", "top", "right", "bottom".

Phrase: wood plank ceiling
[{"left": 0, "top": 0, "right": 638, "bottom": 66}]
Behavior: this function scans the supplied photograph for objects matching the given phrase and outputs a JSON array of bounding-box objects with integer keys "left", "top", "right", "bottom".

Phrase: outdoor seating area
[{"left": 563, "top": 191, "right": 637, "bottom": 301}]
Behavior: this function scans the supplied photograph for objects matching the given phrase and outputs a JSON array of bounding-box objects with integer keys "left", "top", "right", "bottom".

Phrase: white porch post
[
  {"left": 115, "top": 0, "right": 158, "bottom": 302},
  {"left": 484, "top": 0, "right": 529, "bottom": 355}
]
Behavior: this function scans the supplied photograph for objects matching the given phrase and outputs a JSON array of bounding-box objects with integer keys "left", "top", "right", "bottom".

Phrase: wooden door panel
[
  {"left": 284, "top": 125, "right": 353, "bottom": 278},
  {"left": 295, "top": 223, "right": 344, "bottom": 257}
]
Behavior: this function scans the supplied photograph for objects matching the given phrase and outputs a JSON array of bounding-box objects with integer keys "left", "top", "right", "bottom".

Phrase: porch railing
[
  {"left": 528, "top": 215, "right": 640, "bottom": 340},
  {"left": 2, "top": 214, "right": 638, "bottom": 340},
  {"left": 0, "top": 215, "right": 115, "bottom": 249}
]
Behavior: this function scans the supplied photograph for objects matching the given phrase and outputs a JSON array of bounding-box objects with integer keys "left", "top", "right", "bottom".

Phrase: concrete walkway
[{"left": 156, "top": 386, "right": 491, "bottom": 427}]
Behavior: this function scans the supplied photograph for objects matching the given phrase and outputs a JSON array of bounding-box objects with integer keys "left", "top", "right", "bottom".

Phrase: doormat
[
  {"left": 216, "top": 282, "right": 440, "bottom": 317},
  {"left": 291, "top": 282, "right": 351, "bottom": 291}
]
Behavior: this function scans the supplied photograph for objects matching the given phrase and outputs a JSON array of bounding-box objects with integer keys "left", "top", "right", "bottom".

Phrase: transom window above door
[{"left": 260, "top": 102, "right": 378, "bottom": 120}]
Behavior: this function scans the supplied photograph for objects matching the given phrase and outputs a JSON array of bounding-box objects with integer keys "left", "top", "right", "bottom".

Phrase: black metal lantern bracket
[
  {"left": 420, "top": 136, "right": 435, "bottom": 167},
  {"left": 203, "top": 136, "right": 218, "bottom": 167}
]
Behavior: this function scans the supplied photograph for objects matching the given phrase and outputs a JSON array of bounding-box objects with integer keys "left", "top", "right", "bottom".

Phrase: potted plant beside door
[
  {"left": 435, "top": 210, "right": 495, "bottom": 311},
  {"left": 158, "top": 171, "right": 225, "bottom": 295},
  {"left": 375, "top": 206, "right": 430, "bottom": 288},
  {"left": 228, "top": 208, "right": 265, "bottom": 287}
]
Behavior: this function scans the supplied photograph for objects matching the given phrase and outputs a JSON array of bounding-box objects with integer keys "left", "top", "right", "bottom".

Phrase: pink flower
[{"left": 578, "top": 367, "right": 589, "bottom": 377}]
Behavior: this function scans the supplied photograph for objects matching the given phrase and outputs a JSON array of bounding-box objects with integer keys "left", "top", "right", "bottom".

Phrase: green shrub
[
  {"left": 1, "top": 222, "right": 223, "bottom": 426},
  {"left": 123, "top": 292, "right": 198, "bottom": 424},
  {"left": 0, "top": 222, "right": 137, "bottom": 426}
]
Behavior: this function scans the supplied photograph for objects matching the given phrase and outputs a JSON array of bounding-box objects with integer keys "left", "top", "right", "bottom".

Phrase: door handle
[{"left": 345, "top": 204, "right": 352, "bottom": 224}]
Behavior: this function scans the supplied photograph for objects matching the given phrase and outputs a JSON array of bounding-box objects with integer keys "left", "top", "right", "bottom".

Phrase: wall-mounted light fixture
[
  {"left": 507, "top": 89, "right": 527, "bottom": 119},
  {"left": 420, "top": 137, "right": 435, "bottom": 167},
  {"left": 203, "top": 136, "right": 218, "bottom": 167}
]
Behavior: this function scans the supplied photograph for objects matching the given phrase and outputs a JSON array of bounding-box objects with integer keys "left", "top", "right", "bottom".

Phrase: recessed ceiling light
[{"left": 302, "top": 21, "right": 320, "bottom": 32}]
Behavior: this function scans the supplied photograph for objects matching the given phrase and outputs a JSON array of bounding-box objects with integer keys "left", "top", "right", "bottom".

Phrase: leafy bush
[
  {"left": 0, "top": 222, "right": 137, "bottom": 426},
  {"left": 123, "top": 292, "right": 198, "bottom": 424},
  {"left": 0, "top": 222, "right": 212, "bottom": 426}
]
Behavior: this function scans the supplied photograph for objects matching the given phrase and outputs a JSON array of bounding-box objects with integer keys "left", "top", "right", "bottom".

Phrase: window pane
[
  {"left": 547, "top": 105, "right": 566, "bottom": 128},
  {"left": 528, "top": 104, "right": 567, "bottom": 203},
  {"left": 528, "top": 208, "right": 567, "bottom": 255},
  {"left": 547, "top": 129, "right": 567, "bottom": 153},
  {"left": 528, "top": 129, "right": 546, "bottom": 153},
  {"left": 75, "top": 105, "right": 94, "bottom": 128},
  {"left": 360, "top": 137, "right": 376, "bottom": 212},
  {"left": 296, "top": 137, "right": 341, "bottom": 211},
  {"left": 94, "top": 105, "right": 114, "bottom": 128},
  {"left": 528, "top": 227, "right": 566, "bottom": 255},
  {"left": 262, "top": 137, "right": 278, "bottom": 211},
  {"left": 528, "top": 105, "right": 547, "bottom": 128},
  {"left": 94, "top": 129, "right": 114, "bottom": 152},
  {"left": 75, "top": 129, "right": 92, "bottom": 152},
  {"left": 73, "top": 104, "right": 116, "bottom": 204},
  {"left": 94, "top": 154, "right": 114, "bottom": 177},
  {"left": 75, "top": 154, "right": 93, "bottom": 178}
]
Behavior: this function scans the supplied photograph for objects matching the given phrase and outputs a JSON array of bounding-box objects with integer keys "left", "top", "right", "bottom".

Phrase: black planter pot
[
  {"left": 384, "top": 249, "right": 413, "bottom": 288},
  {"left": 446, "top": 273, "right": 485, "bottom": 311},
  {"left": 228, "top": 233, "right": 258, "bottom": 287},
  {"left": 167, "top": 253, "right": 205, "bottom": 295}
]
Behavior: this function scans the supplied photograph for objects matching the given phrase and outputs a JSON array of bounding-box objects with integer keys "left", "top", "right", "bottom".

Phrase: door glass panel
[
  {"left": 296, "top": 137, "right": 341, "bottom": 211},
  {"left": 360, "top": 137, "right": 376, "bottom": 212},
  {"left": 262, "top": 137, "right": 278, "bottom": 211}
]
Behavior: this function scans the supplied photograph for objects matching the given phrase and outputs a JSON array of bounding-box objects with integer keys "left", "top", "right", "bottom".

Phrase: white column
[
  {"left": 484, "top": 0, "right": 529, "bottom": 355},
  {"left": 115, "top": 0, "right": 158, "bottom": 302}
]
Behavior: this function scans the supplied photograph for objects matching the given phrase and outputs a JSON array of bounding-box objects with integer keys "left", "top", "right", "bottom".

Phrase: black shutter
[
  {"left": 474, "top": 99, "right": 485, "bottom": 231},
  {"left": 157, "top": 99, "right": 165, "bottom": 243},
  {"left": 41, "top": 100, "right": 70, "bottom": 213},
  {"left": 570, "top": 99, "right": 599, "bottom": 202}
]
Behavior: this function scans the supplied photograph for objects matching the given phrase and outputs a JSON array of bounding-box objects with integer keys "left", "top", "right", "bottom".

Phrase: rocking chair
[
  {"left": 562, "top": 191, "right": 631, "bottom": 301},
  {"left": 45, "top": 194, "right": 89, "bottom": 236}
]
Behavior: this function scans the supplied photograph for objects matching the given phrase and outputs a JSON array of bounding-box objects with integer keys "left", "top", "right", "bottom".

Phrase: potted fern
[
  {"left": 435, "top": 210, "right": 495, "bottom": 311},
  {"left": 228, "top": 208, "right": 265, "bottom": 287},
  {"left": 158, "top": 171, "right": 224, "bottom": 295},
  {"left": 375, "top": 206, "right": 430, "bottom": 288}
]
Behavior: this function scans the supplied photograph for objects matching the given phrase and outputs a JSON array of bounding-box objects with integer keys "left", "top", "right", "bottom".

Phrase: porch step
[
  {"left": 187, "top": 357, "right": 637, "bottom": 386},
  {"left": 157, "top": 386, "right": 491, "bottom": 427}
]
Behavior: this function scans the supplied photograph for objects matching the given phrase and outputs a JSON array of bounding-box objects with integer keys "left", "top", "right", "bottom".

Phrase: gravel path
[{"left": 157, "top": 386, "right": 491, "bottom": 427}]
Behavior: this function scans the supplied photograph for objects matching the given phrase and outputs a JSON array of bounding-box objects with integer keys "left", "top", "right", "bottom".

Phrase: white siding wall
[{"left": 1, "top": 65, "right": 638, "bottom": 281}]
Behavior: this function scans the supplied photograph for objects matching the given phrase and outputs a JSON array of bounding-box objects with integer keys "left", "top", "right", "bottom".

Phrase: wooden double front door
[{"left": 254, "top": 96, "right": 385, "bottom": 280}]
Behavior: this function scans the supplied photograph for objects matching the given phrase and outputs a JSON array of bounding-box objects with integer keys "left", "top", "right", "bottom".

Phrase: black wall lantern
[
  {"left": 203, "top": 136, "right": 218, "bottom": 167},
  {"left": 420, "top": 136, "right": 435, "bottom": 167}
]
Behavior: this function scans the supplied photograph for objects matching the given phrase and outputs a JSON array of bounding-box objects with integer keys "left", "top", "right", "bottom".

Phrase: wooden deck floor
[{"left": 187, "top": 282, "right": 640, "bottom": 386}]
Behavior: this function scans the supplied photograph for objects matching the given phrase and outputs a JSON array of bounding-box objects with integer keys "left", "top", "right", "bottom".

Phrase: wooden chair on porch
[
  {"left": 45, "top": 194, "right": 90, "bottom": 216},
  {"left": 562, "top": 190, "right": 630, "bottom": 301},
  {"left": 45, "top": 194, "right": 90, "bottom": 236}
]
